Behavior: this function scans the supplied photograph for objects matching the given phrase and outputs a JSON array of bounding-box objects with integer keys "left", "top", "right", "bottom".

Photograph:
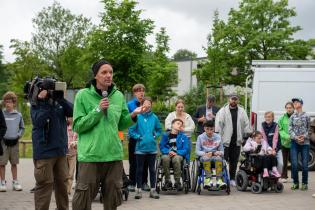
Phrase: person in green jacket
[
  {"left": 278, "top": 101, "right": 294, "bottom": 183},
  {"left": 72, "top": 60, "right": 147, "bottom": 210}
]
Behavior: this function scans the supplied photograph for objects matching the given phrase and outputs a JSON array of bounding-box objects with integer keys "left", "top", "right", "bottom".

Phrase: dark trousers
[
  {"left": 128, "top": 139, "right": 148, "bottom": 185},
  {"left": 224, "top": 145, "right": 241, "bottom": 180},
  {"left": 72, "top": 161, "right": 123, "bottom": 210},
  {"left": 254, "top": 155, "right": 277, "bottom": 170},
  {"left": 34, "top": 156, "right": 69, "bottom": 210},
  {"left": 136, "top": 154, "right": 156, "bottom": 189},
  {"left": 281, "top": 146, "right": 290, "bottom": 179},
  {"left": 290, "top": 141, "right": 309, "bottom": 185}
]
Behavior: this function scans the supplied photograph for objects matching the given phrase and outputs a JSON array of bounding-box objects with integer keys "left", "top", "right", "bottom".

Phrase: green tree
[
  {"left": 199, "top": 0, "right": 312, "bottom": 86},
  {"left": 84, "top": 0, "right": 154, "bottom": 91},
  {"left": 146, "top": 27, "right": 178, "bottom": 101},
  {"left": 0, "top": 45, "right": 10, "bottom": 96},
  {"left": 173, "top": 49, "right": 197, "bottom": 60},
  {"left": 31, "top": 1, "right": 93, "bottom": 87}
]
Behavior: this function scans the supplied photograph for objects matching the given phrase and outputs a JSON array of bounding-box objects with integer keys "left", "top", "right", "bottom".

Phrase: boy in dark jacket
[{"left": 160, "top": 119, "right": 189, "bottom": 191}]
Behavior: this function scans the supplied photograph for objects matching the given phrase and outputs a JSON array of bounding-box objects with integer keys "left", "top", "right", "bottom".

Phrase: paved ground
[{"left": 0, "top": 159, "right": 315, "bottom": 210}]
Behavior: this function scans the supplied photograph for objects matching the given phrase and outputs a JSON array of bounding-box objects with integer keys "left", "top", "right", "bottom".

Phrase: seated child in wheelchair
[
  {"left": 160, "top": 118, "right": 190, "bottom": 191},
  {"left": 243, "top": 131, "right": 281, "bottom": 178},
  {"left": 196, "top": 120, "right": 227, "bottom": 189}
]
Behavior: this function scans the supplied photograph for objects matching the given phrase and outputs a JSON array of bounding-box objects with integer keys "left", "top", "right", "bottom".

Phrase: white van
[{"left": 250, "top": 60, "right": 315, "bottom": 170}]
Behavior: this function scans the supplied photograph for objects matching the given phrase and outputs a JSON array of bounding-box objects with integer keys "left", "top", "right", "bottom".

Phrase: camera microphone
[{"left": 102, "top": 91, "right": 108, "bottom": 116}]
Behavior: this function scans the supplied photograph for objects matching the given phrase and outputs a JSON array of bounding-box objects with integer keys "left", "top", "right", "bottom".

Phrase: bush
[{"left": 181, "top": 82, "right": 207, "bottom": 115}]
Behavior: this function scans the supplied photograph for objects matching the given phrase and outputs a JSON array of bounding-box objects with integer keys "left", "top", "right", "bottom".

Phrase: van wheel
[{"left": 298, "top": 148, "right": 315, "bottom": 171}]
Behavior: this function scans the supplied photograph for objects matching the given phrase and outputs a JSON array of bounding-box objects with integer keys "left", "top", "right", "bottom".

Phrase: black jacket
[
  {"left": 31, "top": 98, "right": 73, "bottom": 160},
  {"left": 0, "top": 110, "right": 7, "bottom": 155},
  {"left": 193, "top": 105, "right": 220, "bottom": 135}
]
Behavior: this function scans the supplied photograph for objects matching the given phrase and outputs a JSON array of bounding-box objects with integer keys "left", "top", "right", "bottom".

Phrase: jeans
[
  {"left": 136, "top": 154, "right": 156, "bottom": 189},
  {"left": 290, "top": 140, "right": 310, "bottom": 185}
]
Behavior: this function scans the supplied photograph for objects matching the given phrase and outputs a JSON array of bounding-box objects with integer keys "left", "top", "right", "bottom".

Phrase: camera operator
[{"left": 30, "top": 82, "right": 73, "bottom": 210}]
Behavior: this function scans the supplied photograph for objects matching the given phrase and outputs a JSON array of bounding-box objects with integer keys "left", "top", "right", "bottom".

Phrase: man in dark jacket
[
  {"left": 193, "top": 95, "right": 220, "bottom": 136},
  {"left": 0, "top": 110, "right": 7, "bottom": 156},
  {"left": 31, "top": 89, "right": 73, "bottom": 210}
]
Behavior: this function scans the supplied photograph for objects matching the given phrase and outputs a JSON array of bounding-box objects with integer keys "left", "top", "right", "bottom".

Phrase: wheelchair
[
  {"left": 155, "top": 155, "right": 191, "bottom": 194},
  {"left": 236, "top": 152, "right": 284, "bottom": 194},
  {"left": 191, "top": 157, "right": 230, "bottom": 195}
]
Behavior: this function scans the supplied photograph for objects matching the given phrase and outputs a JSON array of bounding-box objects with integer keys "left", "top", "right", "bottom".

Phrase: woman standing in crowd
[
  {"left": 278, "top": 102, "right": 294, "bottom": 183},
  {"left": 165, "top": 99, "right": 195, "bottom": 138}
]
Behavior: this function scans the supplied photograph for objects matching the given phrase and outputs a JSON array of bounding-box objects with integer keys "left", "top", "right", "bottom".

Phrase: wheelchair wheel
[
  {"left": 251, "top": 182, "right": 262, "bottom": 194},
  {"left": 236, "top": 170, "right": 248, "bottom": 191},
  {"left": 275, "top": 182, "right": 284, "bottom": 193},
  {"left": 191, "top": 160, "right": 198, "bottom": 192}
]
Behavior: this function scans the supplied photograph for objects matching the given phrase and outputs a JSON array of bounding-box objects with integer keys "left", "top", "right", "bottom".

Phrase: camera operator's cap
[
  {"left": 92, "top": 59, "right": 111, "bottom": 76},
  {"left": 207, "top": 95, "right": 216, "bottom": 102},
  {"left": 292, "top": 97, "right": 303, "bottom": 105},
  {"left": 229, "top": 93, "right": 239, "bottom": 99}
]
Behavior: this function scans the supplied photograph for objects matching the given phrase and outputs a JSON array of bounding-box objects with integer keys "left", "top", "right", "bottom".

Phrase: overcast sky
[{"left": 1, "top": 0, "right": 314, "bottom": 63}]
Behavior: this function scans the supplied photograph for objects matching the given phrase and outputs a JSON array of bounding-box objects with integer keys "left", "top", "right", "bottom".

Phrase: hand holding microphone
[{"left": 99, "top": 91, "right": 109, "bottom": 115}]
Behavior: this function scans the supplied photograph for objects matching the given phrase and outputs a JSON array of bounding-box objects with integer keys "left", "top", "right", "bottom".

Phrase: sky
[{"left": 1, "top": 0, "right": 315, "bottom": 63}]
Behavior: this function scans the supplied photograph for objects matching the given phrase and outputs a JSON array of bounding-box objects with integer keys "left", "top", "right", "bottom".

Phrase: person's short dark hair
[
  {"left": 285, "top": 101, "right": 294, "bottom": 108},
  {"left": 203, "top": 120, "right": 215, "bottom": 128},
  {"left": 171, "top": 118, "right": 184, "bottom": 126},
  {"left": 132, "top": 84, "right": 145, "bottom": 93},
  {"left": 143, "top": 97, "right": 152, "bottom": 104},
  {"left": 252, "top": 130, "right": 262, "bottom": 138},
  {"left": 207, "top": 95, "right": 215, "bottom": 102}
]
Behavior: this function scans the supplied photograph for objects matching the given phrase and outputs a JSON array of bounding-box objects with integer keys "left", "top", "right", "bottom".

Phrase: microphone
[{"left": 102, "top": 90, "right": 108, "bottom": 116}]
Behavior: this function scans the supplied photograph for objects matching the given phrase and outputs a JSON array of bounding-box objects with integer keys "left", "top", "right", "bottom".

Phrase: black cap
[
  {"left": 292, "top": 97, "right": 303, "bottom": 105},
  {"left": 92, "top": 60, "right": 111, "bottom": 76},
  {"left": 229, "top": 93, "right": 239, "bottom": 99}
]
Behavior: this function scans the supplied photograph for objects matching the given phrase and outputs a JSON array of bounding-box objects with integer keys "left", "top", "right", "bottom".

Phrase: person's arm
[
  {"left": 215, "top": 109, "right": 223, "bottom": 134},
  {"left": 128, "top": 124, "right": 141, "bottom": 140},
  {"left": 0, "top": 111, "right": 7, "bottom": 139},
  {"left": 304, "top": 115, "right": 311, "bottom": 139},
  {"left": 177, "top": 135, "right": 189, "bottom": 157},
  {"left": 272, "top": 125, "right": 279, "bottom": 150},
  {"left": 159, "top": 133, "right": 170, "bottom": 155},
  {"left": 58, "top": 98, "right": 73, "bottom": 118},
  {"left": 184, "top": 114, "right": 195, "bottom": 133},
  {"left": 118, "top": 99, "right": 135, "bottom": 131},
  {"left": 242, "top": 109, "right": 252, "bottom": 134},
  {"left": 18, "top": 114, "right": 25, "bottom": 138},
  {"left": 195, "top": 136, "right": 205, "bottom": 157},
  {"left": 278, "top": 116, "right": 290, "bottom": 141},
  {"left": 243, "top": 139, "right": 252, "bottom": 152},
  {"left": 164, "top": 113, "right": 173, "bottom": 131},
  {"left": 216, "top": 136, "right": 224, "bottom": 157},
  {"left": 289, "top": 115, "right": 297, "bottom": 140},
  {"left": 154, "top": 116, "right": 162, "bottom": 139},
  {"left": 72, "top": 93, "right": 104, "bottom": 134},
  {"left": 30, "top": 104, "right": 52, "bottom": 128}
]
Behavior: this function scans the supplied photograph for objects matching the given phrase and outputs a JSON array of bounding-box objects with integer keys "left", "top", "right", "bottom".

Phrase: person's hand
[
  {"left": 297, "top": 135, "right": 304, "bottom": 143},
  {"left": 199, "top": 115, "right": 206, "bottom": 123},
  {"left": 133, "top": 106, "right": 148, "bottom": 115},
  {"left": 271, "top": 149, "right": 276, "bottom": 155},
  {"left": 206, "top": 152, "right": 212, "bottom": 158},
  {"left": 207, "top": 112, "right": 214, "bottom": 119},
  {"left": 169, "top": 151, "right": 176, "bottom": 157},
  {"left": 99, "top": 98, "right": 109, "bottom": 111},
  {"left": 38, "top": 90, "right": 48, "bottom": 99},
  {"left": 213, "top": 151, "right": 221, "bottom": 156}
]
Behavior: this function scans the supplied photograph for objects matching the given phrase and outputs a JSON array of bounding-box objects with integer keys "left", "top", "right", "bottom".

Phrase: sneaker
[
  {"left": 271, "top": 169, "right": 281, "bottom": 178},
  {"left": 174, "top": 182, "right": 183, "bottom": 191},
  {"left": 263, "top": 169, "right": 269, "bottom": 178},
  {"left": 134, "top": 189, "right": 142, "bottom": 199},
  {"left": 279, "top": 178, "right": 287, "bottom": 183},
  {"left": 230, "top": 180, "right": 236, "bottom": 187},
  {"left": 163, "top": 180, "right": 172, "bottom": 189},
  {"left": 142, "top": 183, "right": 150, "bottom": 191},
  {"left": 217, "top": 179, "right": 227, "bottom": 189},
  {"left": 30, "top": 187, "right": 36, "bottom": 193},
  {"left": 150, "top": 189, "right": 160, "bottom": 199},
  {"left": 128, "top": 185, "right": 136, "bottom": 192},
  {"left": 204, "top": 178, "right": 211, "bottom": 188},
  {"left": 291, "top": 183, "right": 299, "bottom": 190},
  {"left": 301, "top": 184, "right": 308, "bottom": 191},
  {"left": 12, "top": 180, "right": 23, "bottom": 191},
  {"left": 0, "top": 180, "right": 7, "bottom": 192}
]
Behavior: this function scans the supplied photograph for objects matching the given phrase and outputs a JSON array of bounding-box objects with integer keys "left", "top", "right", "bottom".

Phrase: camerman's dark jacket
[
  {"left": 0, "top": 111, "right": 7, "bottom": 156},
  {"left": 31, "top": 99, "right": 73, "bottom": 160}
]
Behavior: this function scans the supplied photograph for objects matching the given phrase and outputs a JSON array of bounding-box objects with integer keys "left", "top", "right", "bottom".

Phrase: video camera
[{"left": 24, "top": 76, "right": 67, "bottom": 106}]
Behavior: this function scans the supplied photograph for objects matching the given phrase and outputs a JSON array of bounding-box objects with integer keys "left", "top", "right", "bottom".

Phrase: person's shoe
[
  {"left": 230, "top": 180, "right": 236, "bottom": 187},
  {"left": 271, "top": 168, "right": 281, "bottom": 178},
  {"left": 0, "top": 180, "right": 7, "bottom": 192},
  {"left": 291, "top": 183, "right": 299, "bottom": 190},
  {"left": 204, "top": 178, "right": 211, "bottom": 189},
  {"left": 279, "top": 178, "right": 287, "bottom": 183},
  {"left": 263, "top": 169, "right": 269, "bottom": 178},
  {"left": 150, "top": 189, "right": 160, "bottom": 199},
  {"left": 128, "top": 185, "right": 136, "bottom": 192},
  {"left": 142, "top": 183, "right": 150, "bottom": 191},
  {"left": 217, "top": 179, "right": 227, "bottom": 190},
  {"left": 12, "top": 180, "right": 23, "bottom": 191},
  {"left": 174, "top": 182, "right": 183, "bottom": 191},
  {"left": 301, "top": 184, "right": 308, "bottom": 191},
  {"left": 134, "top": 189, "right": 142, "bottom": 199},
  {"left": 163, "top": 180, "right": 172, "bottom": 189},
  {"left": 30, "top": 187, "right": 36, "bottom": 193}
]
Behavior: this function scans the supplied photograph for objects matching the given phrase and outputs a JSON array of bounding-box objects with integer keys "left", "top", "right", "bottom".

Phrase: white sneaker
[
  {"left": 230, "top": 180, "right": 236, "bottom": 187},
  {"left": 0, "top": 180, "right": 7, "bottom": 192},
  {"left": 12, "top": 180, "right": 22, "bottom": 191}
]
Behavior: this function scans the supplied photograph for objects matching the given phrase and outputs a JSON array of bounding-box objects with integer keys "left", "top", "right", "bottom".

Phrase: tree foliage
[
  {"left": 173, "top": 49, "right": 197, "bottom": 60},
  {"left": 0, "top": 45, "right": 10, "bottom": 96}
]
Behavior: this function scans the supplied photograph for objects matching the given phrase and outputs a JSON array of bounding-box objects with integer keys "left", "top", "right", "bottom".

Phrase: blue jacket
[
  {"left": 31, "top": 99, "right": 73, "bottom": 160},
  {"left": 127, "top": 97, "right": 140, "bottom": 113},
  {"left": 160, "top": 131, "right": 190, "bottom": 161},
  {"left": 128, "top": 111, "right": 162, "bottom": 154}
]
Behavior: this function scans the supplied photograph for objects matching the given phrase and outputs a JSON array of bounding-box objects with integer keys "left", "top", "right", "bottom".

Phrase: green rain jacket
[
  {"left": 73, "top": 83, "right": 133, "bottom": 162},
  {"left": 278, "top": 113, "right": 291, "bottom": 148}
]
